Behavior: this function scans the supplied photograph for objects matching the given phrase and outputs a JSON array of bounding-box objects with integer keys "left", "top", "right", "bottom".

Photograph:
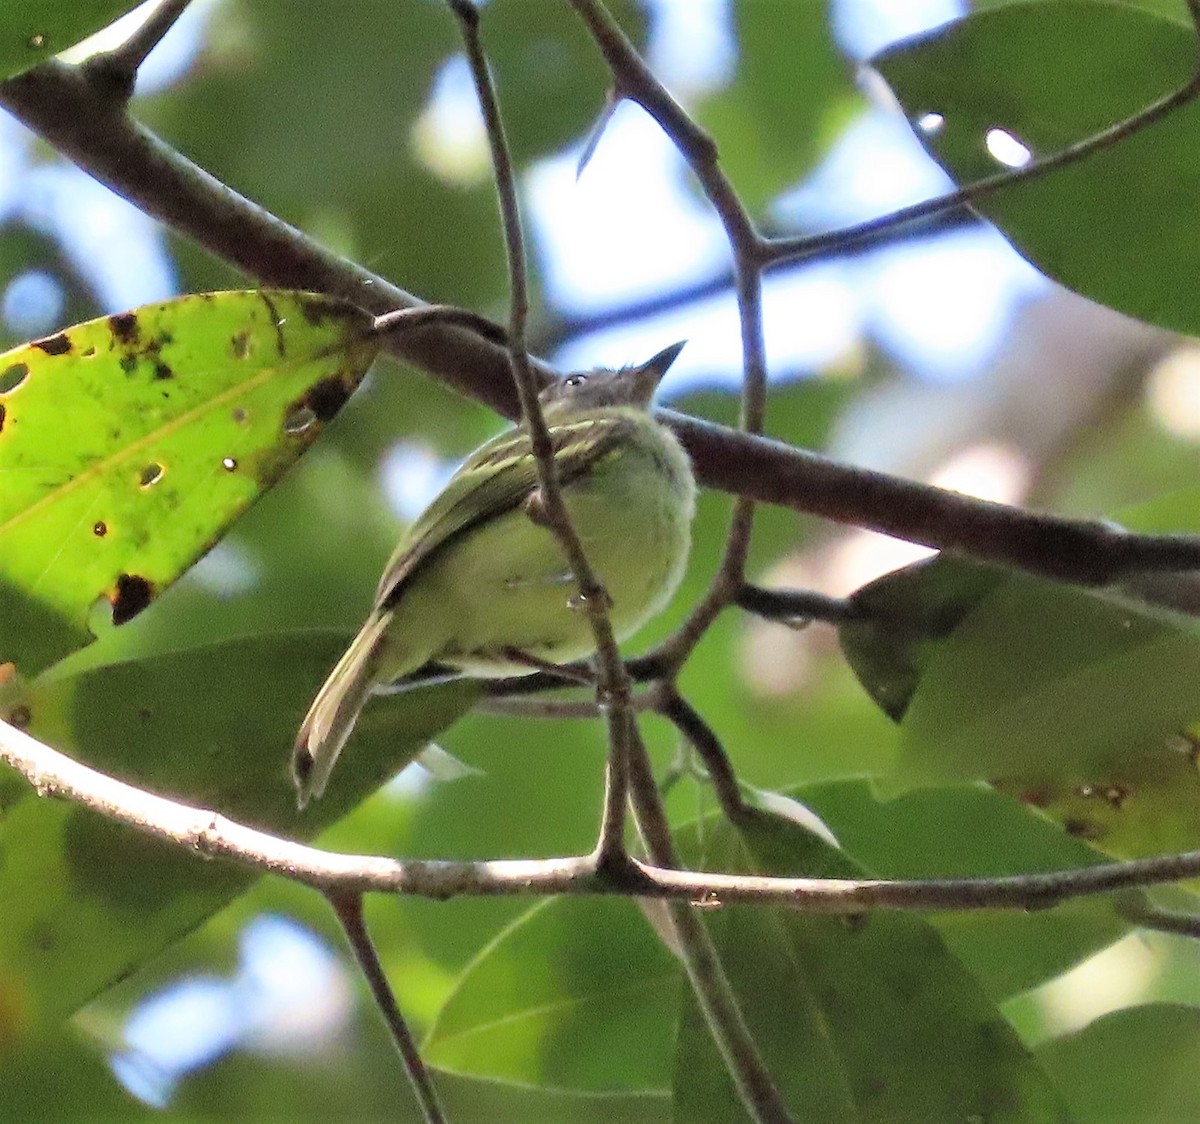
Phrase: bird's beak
[{"left": 631, "top": 340, "right": 686, "bottom": 405}]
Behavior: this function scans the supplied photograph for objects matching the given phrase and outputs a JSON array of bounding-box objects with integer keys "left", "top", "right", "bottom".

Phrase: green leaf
[
  {"left": 839, "top": 555, "right": 1008, "bottom": 720},
  {"left": 672, "top": 808, "right": 1071, "bottom": 1123},
  {"left": 425, "top": 897, "right": 679, "bottom": 1092},
  {"left": 0, "top": 1021, "right": 153, "bottom": 1119},
  {"left": 843, "top": 488, "right": 1200, "bottom": 861},
  {"left": 873, "top": 2, "right": 1200, "bottom": 335},
  {"left": 800, "top": 782, "right": 1129, "bottom": 1001},
  {"left": 897, "top": 578, "right": 1200, "bottom": 790},
  {"left": 0, "top": 632, "right": 476, "bottom": 1029},
  {"left": 1036, "top": 1005, "right": 1200, "bottom": 1123},
  {"left": 0, "top": 2, "right": 141, "bottom": 78},
  {"left": 0, "top": 290, "right": 377, "bottom": 673}
]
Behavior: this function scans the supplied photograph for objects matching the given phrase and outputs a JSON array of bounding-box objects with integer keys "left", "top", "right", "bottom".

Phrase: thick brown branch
[{"left": 4, "top": 60, "right": 1200, "bottom": 588}]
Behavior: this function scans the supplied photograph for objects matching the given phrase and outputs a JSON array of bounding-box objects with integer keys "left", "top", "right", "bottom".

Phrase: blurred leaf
[
  {"left": 970, "top": 0, "right": 1181, "bottom": 16},
  {"left": 0, "top": 632, "right": 475, "bottom": 1031},
  {"left": 484, "top": 0, "right": 647, "bottom": 165},
  {"left": 0, "top": 290, "right": 377, "bottom": 674},
  {"left": 145, "top": 0, "right": 645, "bottom": 311},
  {"left": 895, "top": 578, "right": 1200, "bottom": 792},
  {"left": 698, "top": 0, "right": 857, "bottom": 209},
  {"left": 873, "top": 2, "right": 1200, "bottom": 335},
  {"left": 0, "top": 1, "right": 141, "bottom": 78},
  {"left": 0, "top": 1021, "right": 151, "bottom": 1120},
  {"left": 672, "top": 808, "right": 1070, "bottom": 1122},
  {"left": 174, "top": 1035, "right": 669, "bottom": 1124},
  {"left": 425, "top": 897, "right": 678, "bottom": 1092},
  {"left": 0, "top": 225, "right": 98, "bottom": 352},
  {"left": 839, "top": 486, "right": 1200, "bottom": 862},
  {"left": 1036, "top": 1005, "right": 1200, "bottom": 1123}
]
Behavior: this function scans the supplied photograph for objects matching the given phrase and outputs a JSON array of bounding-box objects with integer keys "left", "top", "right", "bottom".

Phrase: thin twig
[
  {"left": 7, "top": 61, "right": 1200, "bottom": 584},
  {"left": 329, "top": 893, "right": 447, "bottom": 1124},
  {"left": 624, "top": 722, "right": 794, "bottom": 1124},
  {"left": 1118, "top": 892, "right": 1200, "bottom": 941},
  {"left": 762, "top": 0, "right": 1200, "bottom": 268},
  {"left": 656, "top": 688, "right": 746, "bottom": 821},
  {"left": 549, "top": 14, "right": 791, "bottom": 1113},
  {"left": 735, "top": 584, "right": 856, "bottom": 626},
  {"left": 81, "top": 0, "right": 195, "bottom": 100},
  {"left": 566, "top": 0, "right": 769, "bottom": 673},
  {"left": 594, "top": 709, "right": 633, "bottom": 867},
  {"left": 475, "top": 688, "right": 658, "bottom": 719},
  {"left": 447, "top": 0, "right": 634, "bottom": 858},
  {"left": 531, "top": 211, "right": 976, "bottom": 353}
]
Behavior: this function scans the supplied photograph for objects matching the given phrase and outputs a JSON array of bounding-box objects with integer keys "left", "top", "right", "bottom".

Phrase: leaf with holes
[
  {"left": 0, "top": 290, "right": 378, "bottom": 673},
  {"left": 872, "top": 2, "right": 1200, "bottom": 336}
]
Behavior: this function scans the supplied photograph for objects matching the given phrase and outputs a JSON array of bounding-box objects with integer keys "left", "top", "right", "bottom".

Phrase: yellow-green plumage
[{"left": 293, "top": 343, "right": 695, "bottom": 807}]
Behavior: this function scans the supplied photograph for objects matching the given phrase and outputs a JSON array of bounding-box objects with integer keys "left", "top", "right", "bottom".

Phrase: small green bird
[{"left": 292, "top": 342, "right": 695, "bottom": 807}]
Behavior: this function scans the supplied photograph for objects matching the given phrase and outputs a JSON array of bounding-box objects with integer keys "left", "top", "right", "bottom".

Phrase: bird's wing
[{"left": 376, "top": 412, "right": 635, "bottom": 608}]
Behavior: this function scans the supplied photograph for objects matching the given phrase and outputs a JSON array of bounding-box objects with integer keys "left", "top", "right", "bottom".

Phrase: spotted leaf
[{"left": 0, "top": 290, "right": 378, "bottom": 673}]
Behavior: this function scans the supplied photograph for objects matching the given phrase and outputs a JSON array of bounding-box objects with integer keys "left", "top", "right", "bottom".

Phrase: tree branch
[
  {"left": 5, "top": 61, "right": 1200, "bottom": 586},
  {"left": 622, "top": 710, "right": 793, "bottom": 1123},
  {"left": 447, "top": 0, "right": 634, "bottom": 867},
  {"left": 81, "top": 0, "right": 196, "bottom": 100},
  {"left": 565, "top": 0, "right": 768, "bottom": 673},
  {"left": 7, "top": 714, "right": 1200, "bottom": 913}
]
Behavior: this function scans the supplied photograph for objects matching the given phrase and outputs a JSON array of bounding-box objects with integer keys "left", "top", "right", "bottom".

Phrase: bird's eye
[{"left": 564, "top": 374, "right": 588, "bottom": 387}]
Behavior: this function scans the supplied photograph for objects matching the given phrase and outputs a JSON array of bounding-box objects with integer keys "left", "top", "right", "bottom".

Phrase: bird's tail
[{"left": 293, "top": 611, "right": 393, "bottom": 808}]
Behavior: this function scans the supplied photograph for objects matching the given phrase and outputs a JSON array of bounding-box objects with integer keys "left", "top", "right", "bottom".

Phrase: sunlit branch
[{"left": 8, "top": 716, "right": 1200, "bottom": 913}]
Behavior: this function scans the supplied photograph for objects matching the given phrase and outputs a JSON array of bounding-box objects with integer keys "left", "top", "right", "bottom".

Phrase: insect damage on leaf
[
  {"left": 110, "top": 573, "right": 154, "bottom": 626},
  {"left": 0, "top": 290, "right": 379, "bottom": 673},
  {"left": 31, "top": 332, "right": 71, "bottom": 356},
  {"left": 0, "top": 362, "right": 28, "bottom": 392}
]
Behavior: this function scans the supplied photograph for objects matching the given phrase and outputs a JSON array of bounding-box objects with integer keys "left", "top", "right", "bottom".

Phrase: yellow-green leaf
[{"left": 0, "top": 290, "right": 378, "bottom": 673}]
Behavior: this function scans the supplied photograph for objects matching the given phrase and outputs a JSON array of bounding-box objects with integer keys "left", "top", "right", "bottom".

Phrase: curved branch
[{"left": 4, "top": 713, "right": 1200, "bottom": 916}]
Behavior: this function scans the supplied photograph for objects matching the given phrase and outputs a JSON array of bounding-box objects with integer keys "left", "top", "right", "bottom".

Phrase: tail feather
[{"left": 293, "top": 612, "right": 393, "bottom": 808}]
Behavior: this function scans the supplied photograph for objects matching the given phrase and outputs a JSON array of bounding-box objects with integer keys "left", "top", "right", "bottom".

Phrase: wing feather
[{"left": 376, "top": 413, "right": 634, "bottom": 608}]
